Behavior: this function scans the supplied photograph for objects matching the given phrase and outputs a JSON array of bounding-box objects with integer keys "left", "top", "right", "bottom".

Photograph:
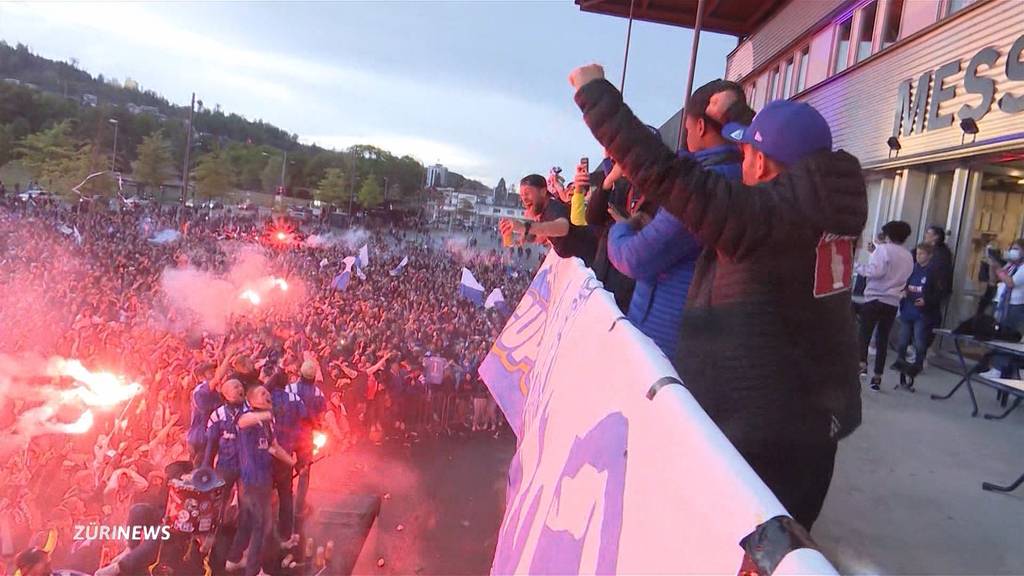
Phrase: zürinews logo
[{"left": 74, "top": 524, "right": 172, "bottom": 541}]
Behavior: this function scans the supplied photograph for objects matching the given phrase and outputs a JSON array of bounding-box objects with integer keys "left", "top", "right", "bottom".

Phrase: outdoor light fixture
[
  {"left": 886, "top": 136, "right": 901, "bottom": 159},
  {"left": 960, "top": 118, "right": 979, "bottom": 145}
]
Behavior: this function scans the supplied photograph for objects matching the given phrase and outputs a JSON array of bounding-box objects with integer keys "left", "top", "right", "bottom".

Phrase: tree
[
  {"left": 261, "top": 155, "right": 283, "bottom": 193},
  {"left": 132, "top": 129, "right": 173, "bottom": 198},
  {"left": 317, "top": 168, "right": 346, "bottom": 209},
  {"left": 357, "top": 176, "right": 383, "bottom": 209},
  {"left": 194, "top": 152, "right": 232, "bottom": 202},
  {"left": 457, "top": 198, "right": 475, "bottom": 221},
  {"left": 15, "top": 120, "right": 91, "bottom": 194}
]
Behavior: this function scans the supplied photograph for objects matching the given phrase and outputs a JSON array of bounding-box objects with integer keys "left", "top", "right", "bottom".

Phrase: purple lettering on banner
[
  {"left": 479, "top": 268, "right": 553, "bottom": 437},
  {"left": 529, "top": 413, "right": 628, "bottom": 575},
  {"left": 492, "top": 413, "right": 629, "bottom": 574}
]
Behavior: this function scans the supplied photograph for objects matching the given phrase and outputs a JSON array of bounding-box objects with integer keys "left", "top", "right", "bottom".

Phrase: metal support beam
[{"left": 677, "top": 0, "right": 706, "bottom": 152}]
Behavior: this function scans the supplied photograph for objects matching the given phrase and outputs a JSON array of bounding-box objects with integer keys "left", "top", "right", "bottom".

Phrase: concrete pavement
[{"left": 815, "top": 366, "right": 1024, "bottom": 574}]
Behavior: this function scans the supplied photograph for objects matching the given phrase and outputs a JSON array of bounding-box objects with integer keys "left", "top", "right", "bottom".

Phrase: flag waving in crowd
[
  {"left": 484, "top": 288, "right": 508, "bottom": 313},
  {"left": 459, "top": 268, "right": 486, "bottom": 306},
  {"left": 389, "top": 256, "right": 410, "bottom": 277}
]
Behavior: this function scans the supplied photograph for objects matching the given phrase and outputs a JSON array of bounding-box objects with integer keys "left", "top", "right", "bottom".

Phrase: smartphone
[{"left": 580, "top": 157, "right": 589, "bottom": 173}]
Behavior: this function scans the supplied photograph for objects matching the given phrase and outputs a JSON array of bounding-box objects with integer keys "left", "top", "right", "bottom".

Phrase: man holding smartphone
[{"left": 500, "top": 174, "right": 596, "bottom": 266}]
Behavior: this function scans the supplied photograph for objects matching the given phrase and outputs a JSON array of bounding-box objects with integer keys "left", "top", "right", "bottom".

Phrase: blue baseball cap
[{"left": 722, "top": 100, "right": 833, "bottom": 166}]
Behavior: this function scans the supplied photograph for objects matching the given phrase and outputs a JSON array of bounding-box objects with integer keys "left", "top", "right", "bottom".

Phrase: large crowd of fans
[{"left": 0, "top": 193, "right": 532, "bottom": 575}]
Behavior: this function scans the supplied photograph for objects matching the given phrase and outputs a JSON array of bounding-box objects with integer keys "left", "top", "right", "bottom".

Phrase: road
[{"left": 305, "top": 431, "right": 516, "bottom": 575}]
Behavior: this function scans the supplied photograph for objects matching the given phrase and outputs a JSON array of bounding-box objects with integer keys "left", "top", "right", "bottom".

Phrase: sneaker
[
  {"left": 225, "top": 558, "right": 246, "bottom": 572},
  {"left": 980, "top": 368, "right": 1004, "bottom": 380},
  {"left": 869, "top": 376, "right": 881, "bottom": 391}
]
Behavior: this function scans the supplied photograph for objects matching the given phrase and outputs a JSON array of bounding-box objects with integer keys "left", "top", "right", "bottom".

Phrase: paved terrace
[{"left": 816, "top": 364, "right": 1024, "bottom": 574}]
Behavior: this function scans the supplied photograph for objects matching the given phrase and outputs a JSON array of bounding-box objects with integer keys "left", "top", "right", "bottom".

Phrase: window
[
  {"left": 881, "top": 0, "right": 904, "bottom": 48},
  {"left": 796, "top": 47, "right": 809, "bottom": 93},
  {"left": 768, "top": 67, "right": 779, "bottom": 101},
  {"left": 945, "top": 0, "right": 973, "bottom": 16},
  {"left": 749, "top": 82, "right": 758, "bottom": 110},
  {"left": 833, "top": 17, "right": 853, "bottom": 74},
  {"left": 781, "top": 58, "right": 794, "bottom": 98},
  {"left": 856, "top": 1, "right": 878, "bottom": 63}
]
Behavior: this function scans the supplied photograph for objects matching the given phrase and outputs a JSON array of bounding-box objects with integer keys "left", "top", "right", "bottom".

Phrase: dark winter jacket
[
  {"left": 576, "top": 79, "right": 866, "bottom": 454},
  {"left": 586, "top": 174, "right": 635, "bottom": 313}
]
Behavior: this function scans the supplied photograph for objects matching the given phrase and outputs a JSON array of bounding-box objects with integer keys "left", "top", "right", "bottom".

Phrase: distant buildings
[
  {"left": 430, "top": 178, "right": 525, "bottom": 228},
  {"left": 425, "top": 163, "right": 448, "bottom": 188},
  {"left": 127, "top": 102, "right": 166, "bottom": 120}
]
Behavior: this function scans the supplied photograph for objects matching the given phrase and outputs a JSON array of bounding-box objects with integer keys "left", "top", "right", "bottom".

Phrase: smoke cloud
[
  {"left": 159, "top": 245, "right": 307, "bottom": 334},
  {"left": 304, "top": 227, "right": 370, "bottom": 250}
]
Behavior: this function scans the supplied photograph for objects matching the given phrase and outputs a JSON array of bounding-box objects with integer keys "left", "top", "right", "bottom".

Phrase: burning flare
[
  {"left": 240, "top": 289, "right": 262, "bottom": 305},
  {"left": 313, "top": 431, "right": 327, "bottom": 455},
  {"left": 49, "top": 358, "right": 143, "bottom": 408}
]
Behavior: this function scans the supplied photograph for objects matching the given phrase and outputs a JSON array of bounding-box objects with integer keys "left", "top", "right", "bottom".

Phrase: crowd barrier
[{"left": 479, "top": 251, "right": 838, "bottom": 575}]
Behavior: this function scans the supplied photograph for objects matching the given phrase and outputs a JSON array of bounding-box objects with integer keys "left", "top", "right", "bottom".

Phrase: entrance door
[{"left": 949, "top": 158, "right": 1024, "bottom": 325}]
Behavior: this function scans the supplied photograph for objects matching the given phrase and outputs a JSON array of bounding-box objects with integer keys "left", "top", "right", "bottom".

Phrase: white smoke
[
  {"left": 148, "top": 229, "right": 182, "bottom": 245},
  {"left": 303, "top": 227, "right": 371, "bottom": 250},
  {"left": 159, "top": 245, "right": 306, "bottom": 334}
]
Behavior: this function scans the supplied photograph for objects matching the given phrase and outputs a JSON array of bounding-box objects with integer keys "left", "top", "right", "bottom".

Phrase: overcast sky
[{"left": 0, "top": 1, "right": 736, "bottom": 186}]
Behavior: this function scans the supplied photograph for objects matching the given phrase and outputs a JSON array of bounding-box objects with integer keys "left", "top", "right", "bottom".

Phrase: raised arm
[{"left": 573, "top": 76, "right": 866, "bottom": 259}]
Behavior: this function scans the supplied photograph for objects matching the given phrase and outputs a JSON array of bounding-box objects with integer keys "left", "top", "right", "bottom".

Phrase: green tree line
[{"left": 0, "top": 41, "right": 429, "bottom": 209}]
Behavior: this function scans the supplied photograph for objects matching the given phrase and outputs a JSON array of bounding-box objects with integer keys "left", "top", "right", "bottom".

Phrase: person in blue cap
[{"left": 570, "top": 64, "right": 866, "bottom": 531}]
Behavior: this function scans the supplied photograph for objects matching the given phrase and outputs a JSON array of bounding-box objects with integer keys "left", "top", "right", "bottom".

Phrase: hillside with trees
[{"left": 0, "top": 41, "right": 487, "bottom": 210}]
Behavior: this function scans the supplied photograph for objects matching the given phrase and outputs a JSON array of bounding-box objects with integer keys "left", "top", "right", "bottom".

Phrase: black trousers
[
  {"left": 741, "top": 441, "right": 838, "bottom": 531},
  {"left": 859, "top": 300, "right": 898, "bottom": 377}
]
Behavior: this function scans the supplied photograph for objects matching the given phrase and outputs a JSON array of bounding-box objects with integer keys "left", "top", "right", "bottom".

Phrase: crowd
[{"left": 0, "top": 193, "right": 532, "bottom": 576}]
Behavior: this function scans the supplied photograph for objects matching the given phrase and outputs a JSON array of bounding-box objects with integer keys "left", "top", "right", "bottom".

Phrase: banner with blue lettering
[{"left": 479, "top": 252, "right": 837, "bottom": 575}]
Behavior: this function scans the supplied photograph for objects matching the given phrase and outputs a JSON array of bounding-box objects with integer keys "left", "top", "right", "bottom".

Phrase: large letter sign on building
[
  {"left": 893, "top": 33, "right": 1024, "bottom": 137},
  {"left": 480, "top": 252, "right": 838, "bottom": 575}
]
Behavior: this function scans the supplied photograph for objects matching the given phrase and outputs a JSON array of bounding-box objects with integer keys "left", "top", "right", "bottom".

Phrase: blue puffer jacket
[{"left": 607, "top": 144, "right": 741, "bottom": 355}]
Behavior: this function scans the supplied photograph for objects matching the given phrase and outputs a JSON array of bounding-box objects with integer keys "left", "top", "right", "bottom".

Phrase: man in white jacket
[{"left": 855, "top": 220, "right": 914, "bottom": 390}]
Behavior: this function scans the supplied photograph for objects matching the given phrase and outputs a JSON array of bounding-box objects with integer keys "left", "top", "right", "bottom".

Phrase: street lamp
[{"left": 108, "top": 118, "right": 119, "bottom": 173}]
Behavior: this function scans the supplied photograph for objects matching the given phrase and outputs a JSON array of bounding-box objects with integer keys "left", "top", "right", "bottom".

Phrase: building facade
[
  {"left": 425, "top": 163, "right": 449, "bottom": 188},
  {"left": 723, "top": 0, "right": 1024, "bottom": 326}
]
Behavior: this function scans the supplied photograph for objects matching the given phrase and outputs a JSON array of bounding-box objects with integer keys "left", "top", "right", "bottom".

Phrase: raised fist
[{"left": 569, "top": 64, "right": 605, "bottom": 91}]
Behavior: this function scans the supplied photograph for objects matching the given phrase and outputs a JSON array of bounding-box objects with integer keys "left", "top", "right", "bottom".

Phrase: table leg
[
  {"left": 931, "top": 337, "right": 980, "bottom": 416},
  {"left": 984, "top": 396, "right": 1023, "bottom": 420},
  {"left": 983, "top": 472, "right": 1024, "bottom": 493}
]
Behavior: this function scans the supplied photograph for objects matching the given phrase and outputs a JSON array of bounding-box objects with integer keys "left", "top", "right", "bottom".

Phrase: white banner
[{"left": 480, "top": 252, "right": 837, "bottom": 575}]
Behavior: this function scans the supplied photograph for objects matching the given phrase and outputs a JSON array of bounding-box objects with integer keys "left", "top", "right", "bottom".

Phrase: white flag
[
  {"left": 484, "top": 288, "right": 506, "bottom": 310},
  {"left": 358, "top": 244, "right": 369, "bottom": 268}
]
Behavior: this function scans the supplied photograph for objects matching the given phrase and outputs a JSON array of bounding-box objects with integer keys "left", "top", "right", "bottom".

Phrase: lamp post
[
  {"left": 181, "top": 92, "right": 196, "bottom": 205},
  {"left": 108, "top": 118, "right": 119, "bottom": 173},
  {"left": 280, "top": 149, "right": 288, "bottom": 190}
]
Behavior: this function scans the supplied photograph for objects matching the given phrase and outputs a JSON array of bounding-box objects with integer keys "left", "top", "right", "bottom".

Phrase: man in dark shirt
[
  {"left": 269, "top": 376, "right": 306, "bottom": 546},
  {"left": 187, "top": 363, "right": 222, "bottom": 467},
  {"left": 499, "top": 174, "right": 596, "bottom": 266},
  {"left": 284, "top": 360, "right": 327, "bottom": 537},
  {"left": 228, "top": 385, "right": 296, "bottom": 576}
]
